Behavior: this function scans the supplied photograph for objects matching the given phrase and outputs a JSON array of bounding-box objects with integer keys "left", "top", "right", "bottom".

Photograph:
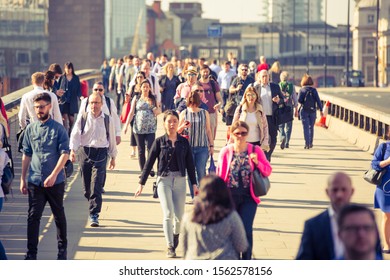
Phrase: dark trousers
[
  {"left": 115, "top": 83, "right": 125, "bottom": 115},
  {"left": 232, "top": 194, "right": 257, "bottom": 260},
  {"left": 134, "top": 133, "right": 155, "bottom": 171},
  {"left": 265, "top": 115, "right": 278, "bottom": 162},
  {"left": 79, "top": 147, "right": 108, "bottom": 216},
  {"left": 27, "top": 182, "right": 67, "bottom": 256}
]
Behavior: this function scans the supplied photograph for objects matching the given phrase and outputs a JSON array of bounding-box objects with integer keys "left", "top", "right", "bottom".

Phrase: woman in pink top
[{"left": 216, "top": 120, "right": 272, "bottom": 259}]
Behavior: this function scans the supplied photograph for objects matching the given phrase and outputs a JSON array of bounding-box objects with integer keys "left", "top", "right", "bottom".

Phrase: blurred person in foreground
[
  {"left": 181, "top": 175, "right": 248, "bottom": 259},
  {"left": 338, "top": 204, "right": 382, "bottom": 260}
]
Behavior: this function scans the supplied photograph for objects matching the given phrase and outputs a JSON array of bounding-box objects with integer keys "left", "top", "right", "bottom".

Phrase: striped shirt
[{"left": 184, "top": 109, "right": 208, "bottom": 148}]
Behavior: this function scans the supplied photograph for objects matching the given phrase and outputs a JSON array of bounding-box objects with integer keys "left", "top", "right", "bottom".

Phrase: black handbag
[
  {"left": 364, "top": 143, "right": 388, "bottom": 185},
  {"left": 224, "top": 93, "right": 238, "bottom": 116},
  {"left": 251, "top": 145, "right": 270, "bottom": 196},
  {"left": 275, "top": 103, "right": 293, "bottom": 125},
  {"left": 364, "top": 168, "right": 386, "bottom": 185},
  {"left": 152, "top": 182, "right": 158, "bottom": 199}
]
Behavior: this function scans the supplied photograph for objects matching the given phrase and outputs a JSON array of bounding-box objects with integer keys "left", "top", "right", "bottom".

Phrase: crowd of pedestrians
[{"left": 0, "top": 51, "right": 388, "bottom": 261}]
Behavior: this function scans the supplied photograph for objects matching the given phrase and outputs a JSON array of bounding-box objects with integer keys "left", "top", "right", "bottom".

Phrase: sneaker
[
  {"left": 90, "top": 214, "right": 99, "bottom": 227},
  {"left": 167, "top": 247, "right": 176, "bottom": 258},
  {"left": 285, "top": 143, "right": 289, "bottom": 148},
  {"left": 173, "top": 234, "right": 180, "bottom": 250},
  {"left": 280, "top": 138, "right": 286, "bottom": 150},
  {"left": 150, "top": 170, "right": 155, "bottom": 177},
  {"left": 24, "top": 253, "right": 37, "bottom": 260},
  {"left": 130, "top": 152, "right": 136, "bottom": 158},
  {"left": 57, "top": 248, "right": 67, "bottom": 260}
]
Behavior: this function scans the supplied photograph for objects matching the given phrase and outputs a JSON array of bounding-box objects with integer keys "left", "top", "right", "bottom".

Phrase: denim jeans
[
  {"left": 300, "top": 110, "right": 316, "bottom": 146},
  {"left": 278, "top": 120, "right": 293, "bottom": 145},
  {"left": 157, "top": 172, "right": 187, "bottom": 248},
  {"left": 0, "top": 197, "right": 7, "bottom": 260},
  {"left": 79, "top": 147, "right": 108, "bottom": 216},
  {"left": 232, "top": 194, "right": 257, "bottom": 260},
  {"left": 27, "top": 182, "right": 67, "bottom": 256},
  {"left": 188, "top": 146, "right": 209, "bottom": 198}
]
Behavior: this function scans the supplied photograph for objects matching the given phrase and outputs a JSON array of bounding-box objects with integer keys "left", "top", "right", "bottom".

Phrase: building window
[
  {"left": 364, "top": 39, "right": 375, "bottom": 54},
  {"left": 0, "top": 50, "right": 5, "bottom": 65},
  {"left": 198, "top": 49, "right": 210, "bottom": 58},
  {"left": 16, "top": 51, "right": 30, "bottom": 65},
  {"left": 367, "top": 14, "right": 375, "bottom": 23}
]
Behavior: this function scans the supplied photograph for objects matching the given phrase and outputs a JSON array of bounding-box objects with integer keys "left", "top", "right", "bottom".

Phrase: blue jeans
[
  {"left": 0, "top": 197, "right": 7, "bottom": 260},
  {"left": 188, "top": 146, "right": 209, "bottom": 198},
  {"left": 300, "top": 110, "right": 316, "bottom": 146},
  {"left": 232, "top": 194, "right": 257, "bottom": 260},
  {"left": 157, "top": 172, "right": 187, "bottom": 248},
  {"left": 278, "top": 120, "right": 293, "bottom": 145}
]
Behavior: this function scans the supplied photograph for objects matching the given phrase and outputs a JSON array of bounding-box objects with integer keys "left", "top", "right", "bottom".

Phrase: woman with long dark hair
[
  {"left": 43, "top": 70, "right": 56, "bottom": 91},
  {"left": 58, "top": 62, "right": 81, "bottom": 134},
  {"left": 124, "top": 71, "right": 146, "bottom": 158},
  {"left": 216, "top": 120, "right": 272, "bottom": 259},
  {"left": 135, "top": 110, "right": 197, "bottom": 258},
  {"left": 181, "top": 175, "right": 248, "bottom": 259},
  {"left": 125, "top": 80, "right": 161, "bottom": 174}
]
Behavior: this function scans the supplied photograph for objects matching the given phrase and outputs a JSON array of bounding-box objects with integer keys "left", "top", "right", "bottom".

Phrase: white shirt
[
  {"left": 18, "top": 86, "right": 63, "bottom": 129},
  {"left": 328, "top": 207, "right": 345, "bottom": 259},
  {"left": 210, "top": 63, "right": 222, "bottom": 75},
  {"left": 245, "top": 111, "right": 260, "bottom": 143},
  {"left": 69, "top": 112, "right": 117, "bottom": 159},
  {"left": 217, "top": 69, "right": 236, "bottom": 90},
  {"left": 78, "top": 96, "right": 121, "bottom": 137},
  {"left": 260, "top": 84, "right": 273, "bottom": 116}
]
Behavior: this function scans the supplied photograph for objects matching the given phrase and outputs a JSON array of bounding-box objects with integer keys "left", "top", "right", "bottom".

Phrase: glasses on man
[
  {"left": 341, "top": 225, "right": 376, "bottom": 234},
  {"left": 33, "top": 103, "right": 50, "bottom": 110},
  {"left": 188, "top": 74, "right": 197, "bottom": 77},
  {"left": 193, "top": 89, "right": 204, "bottom": 93},
  {"left": 93, "top": 88, "right": 104, "bottom": 92},
  {"left": 241, "top": 68, "right": 248, "bottom": 72},
  {"left": 233, "top": 131, "right": 248, "bottom": 137}
]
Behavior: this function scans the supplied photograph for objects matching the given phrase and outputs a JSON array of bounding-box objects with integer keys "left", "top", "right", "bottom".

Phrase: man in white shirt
[
  {"left": 217, "top": 61, "right": 236, "bottom": 117},
  {"left": 19, "top": 72, "right": 63, "bottom": 129},
  {"left": 69, "top": 92, "right": 117, "bottom": 227},
  {"left": 78, "top": 82, "right": 121, "bottom": 145},
  {"left": 296, "top": 172, "right": 355, "bottom": 259}
]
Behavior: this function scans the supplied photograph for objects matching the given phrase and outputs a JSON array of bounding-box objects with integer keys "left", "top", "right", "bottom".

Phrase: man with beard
[{"left": 20, "top": 92, "right": 70, "bottom": 260}]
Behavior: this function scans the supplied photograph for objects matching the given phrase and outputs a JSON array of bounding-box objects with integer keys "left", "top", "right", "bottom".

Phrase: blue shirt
[{"left": 22, "top": 118, "right": 70, "bottom": 186}]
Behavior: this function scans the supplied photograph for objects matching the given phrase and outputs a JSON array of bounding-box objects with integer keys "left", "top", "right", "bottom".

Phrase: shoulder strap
[
  {"left": 85, "top": 97, "right": 89, "bottom": 112},
  {"left": 104, "top": 114, "right": 110, "bottom": 140},
  {"left": 105, "top": 96, "right": 111, "bottom": 114},
  {"left": 381, "top": 142, "right": 387, "bottom": 160},
  {"left": 209, "top": 79, "right": 217, "bottom": 102},
  {"left": 81, "top": 112, "right": 88, "bottom": 135}
]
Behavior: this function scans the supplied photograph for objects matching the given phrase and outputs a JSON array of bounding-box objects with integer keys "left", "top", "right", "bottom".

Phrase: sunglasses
[
  {"left": 188, "top": 74, "right": 197, "bottom": 77},
  {"left": 241, "top": 69, "right": 248, "bottom": 72},
  {"left": 233, "top": 131, "right": 248, "bottom": 137},
  {"left": 93, "top": 88, "right": 104, "bottom": 92}
]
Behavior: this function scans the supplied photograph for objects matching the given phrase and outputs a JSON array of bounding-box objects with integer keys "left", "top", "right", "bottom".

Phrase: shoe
[
  {"left": 150, "top": 170, "right": 155, "bottom": 177},
  {"left": 285, "top": 143, "right": 289, "bottom": 148},
  {"left": 167, "top": 247, "right": 176, "bottom": 258},
  {"left": 280, "top": 138, "right": 286, "bottom": 150},
  {"left": 102, "top": 188, "right": 105, "bottom": 194},
  {"left": 304, "top": 145, "right": 309, "bottom": 149},
  {"left": 173, "top": 234, "right": 180, "bottom": 250},
  {"left": 382, "top": 249, "right": 390, "bottom": 254},
  {"left": 24, "top": 253, "right": 37, "bottom": 260},
  {"left": 90, "top": 214, "right": 99, "bottom": 227},
  {"left": 309, "top": 144, "right": 313, "bottom": 148},
  {"left": 130, "top": 152, "right": 136, "bottom": 158},
  {"left": 57, "top": 248, "right": 67, "bottom": 260}
]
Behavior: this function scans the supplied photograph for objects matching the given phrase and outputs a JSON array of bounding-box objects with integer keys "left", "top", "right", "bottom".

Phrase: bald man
[{"left": 296, "top": 172, "right": 355, "bottom": 260}]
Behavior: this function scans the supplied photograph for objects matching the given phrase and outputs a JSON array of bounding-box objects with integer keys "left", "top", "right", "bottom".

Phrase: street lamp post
[
  {"left": 375, "top": 0, "right": 379, "bottom": 87},
  {"left": 306, "top": 0, "right": 310, "bottom": 74},
  {"left": 324, "top": 0, "right": 328, "bottom": 87},
  {"left": 346, "top": 0, "right": 350, "bottom": 86},
  {"left": 292, "top": 0, "right": 296, "bottom": 81}
]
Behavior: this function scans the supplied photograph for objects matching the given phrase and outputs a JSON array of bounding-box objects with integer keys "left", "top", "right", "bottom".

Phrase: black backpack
[{"left": 303, "top": 90, "right": 316, "bottom": 112}]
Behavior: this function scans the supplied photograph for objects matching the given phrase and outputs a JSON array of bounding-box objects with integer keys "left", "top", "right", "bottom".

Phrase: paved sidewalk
[{"left": 1, "top": 115, "right": 388, "bottom": 260}]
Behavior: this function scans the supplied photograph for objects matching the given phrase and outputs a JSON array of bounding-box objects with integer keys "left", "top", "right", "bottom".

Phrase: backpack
[
  {"left": 85, "top": 96, "right": 111, "bottom": 115},
  {"left": 302, "top": 90, "right": 316, "bottom": 112},
  {"left": 1, "top": 124, "right": 14, "bottom": 196},
  {"left": 209, "top": 79, "right": 218, "bottom": 103},
  {"left": 80, "top": 112, "right": 110, "bottom": 140}
]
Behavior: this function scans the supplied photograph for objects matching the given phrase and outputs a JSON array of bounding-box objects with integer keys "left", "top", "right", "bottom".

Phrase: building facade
[
  {"left": 104, "top": 0, "right": 147, "bottom": 59},
  {"left": 0, "top": 0, "right": 48, "bottom": 92}
]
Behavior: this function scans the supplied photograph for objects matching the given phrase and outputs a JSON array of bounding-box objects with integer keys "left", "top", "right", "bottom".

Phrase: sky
[{"left": 146, "top": 0, "right": 356, "bottom": 27}]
